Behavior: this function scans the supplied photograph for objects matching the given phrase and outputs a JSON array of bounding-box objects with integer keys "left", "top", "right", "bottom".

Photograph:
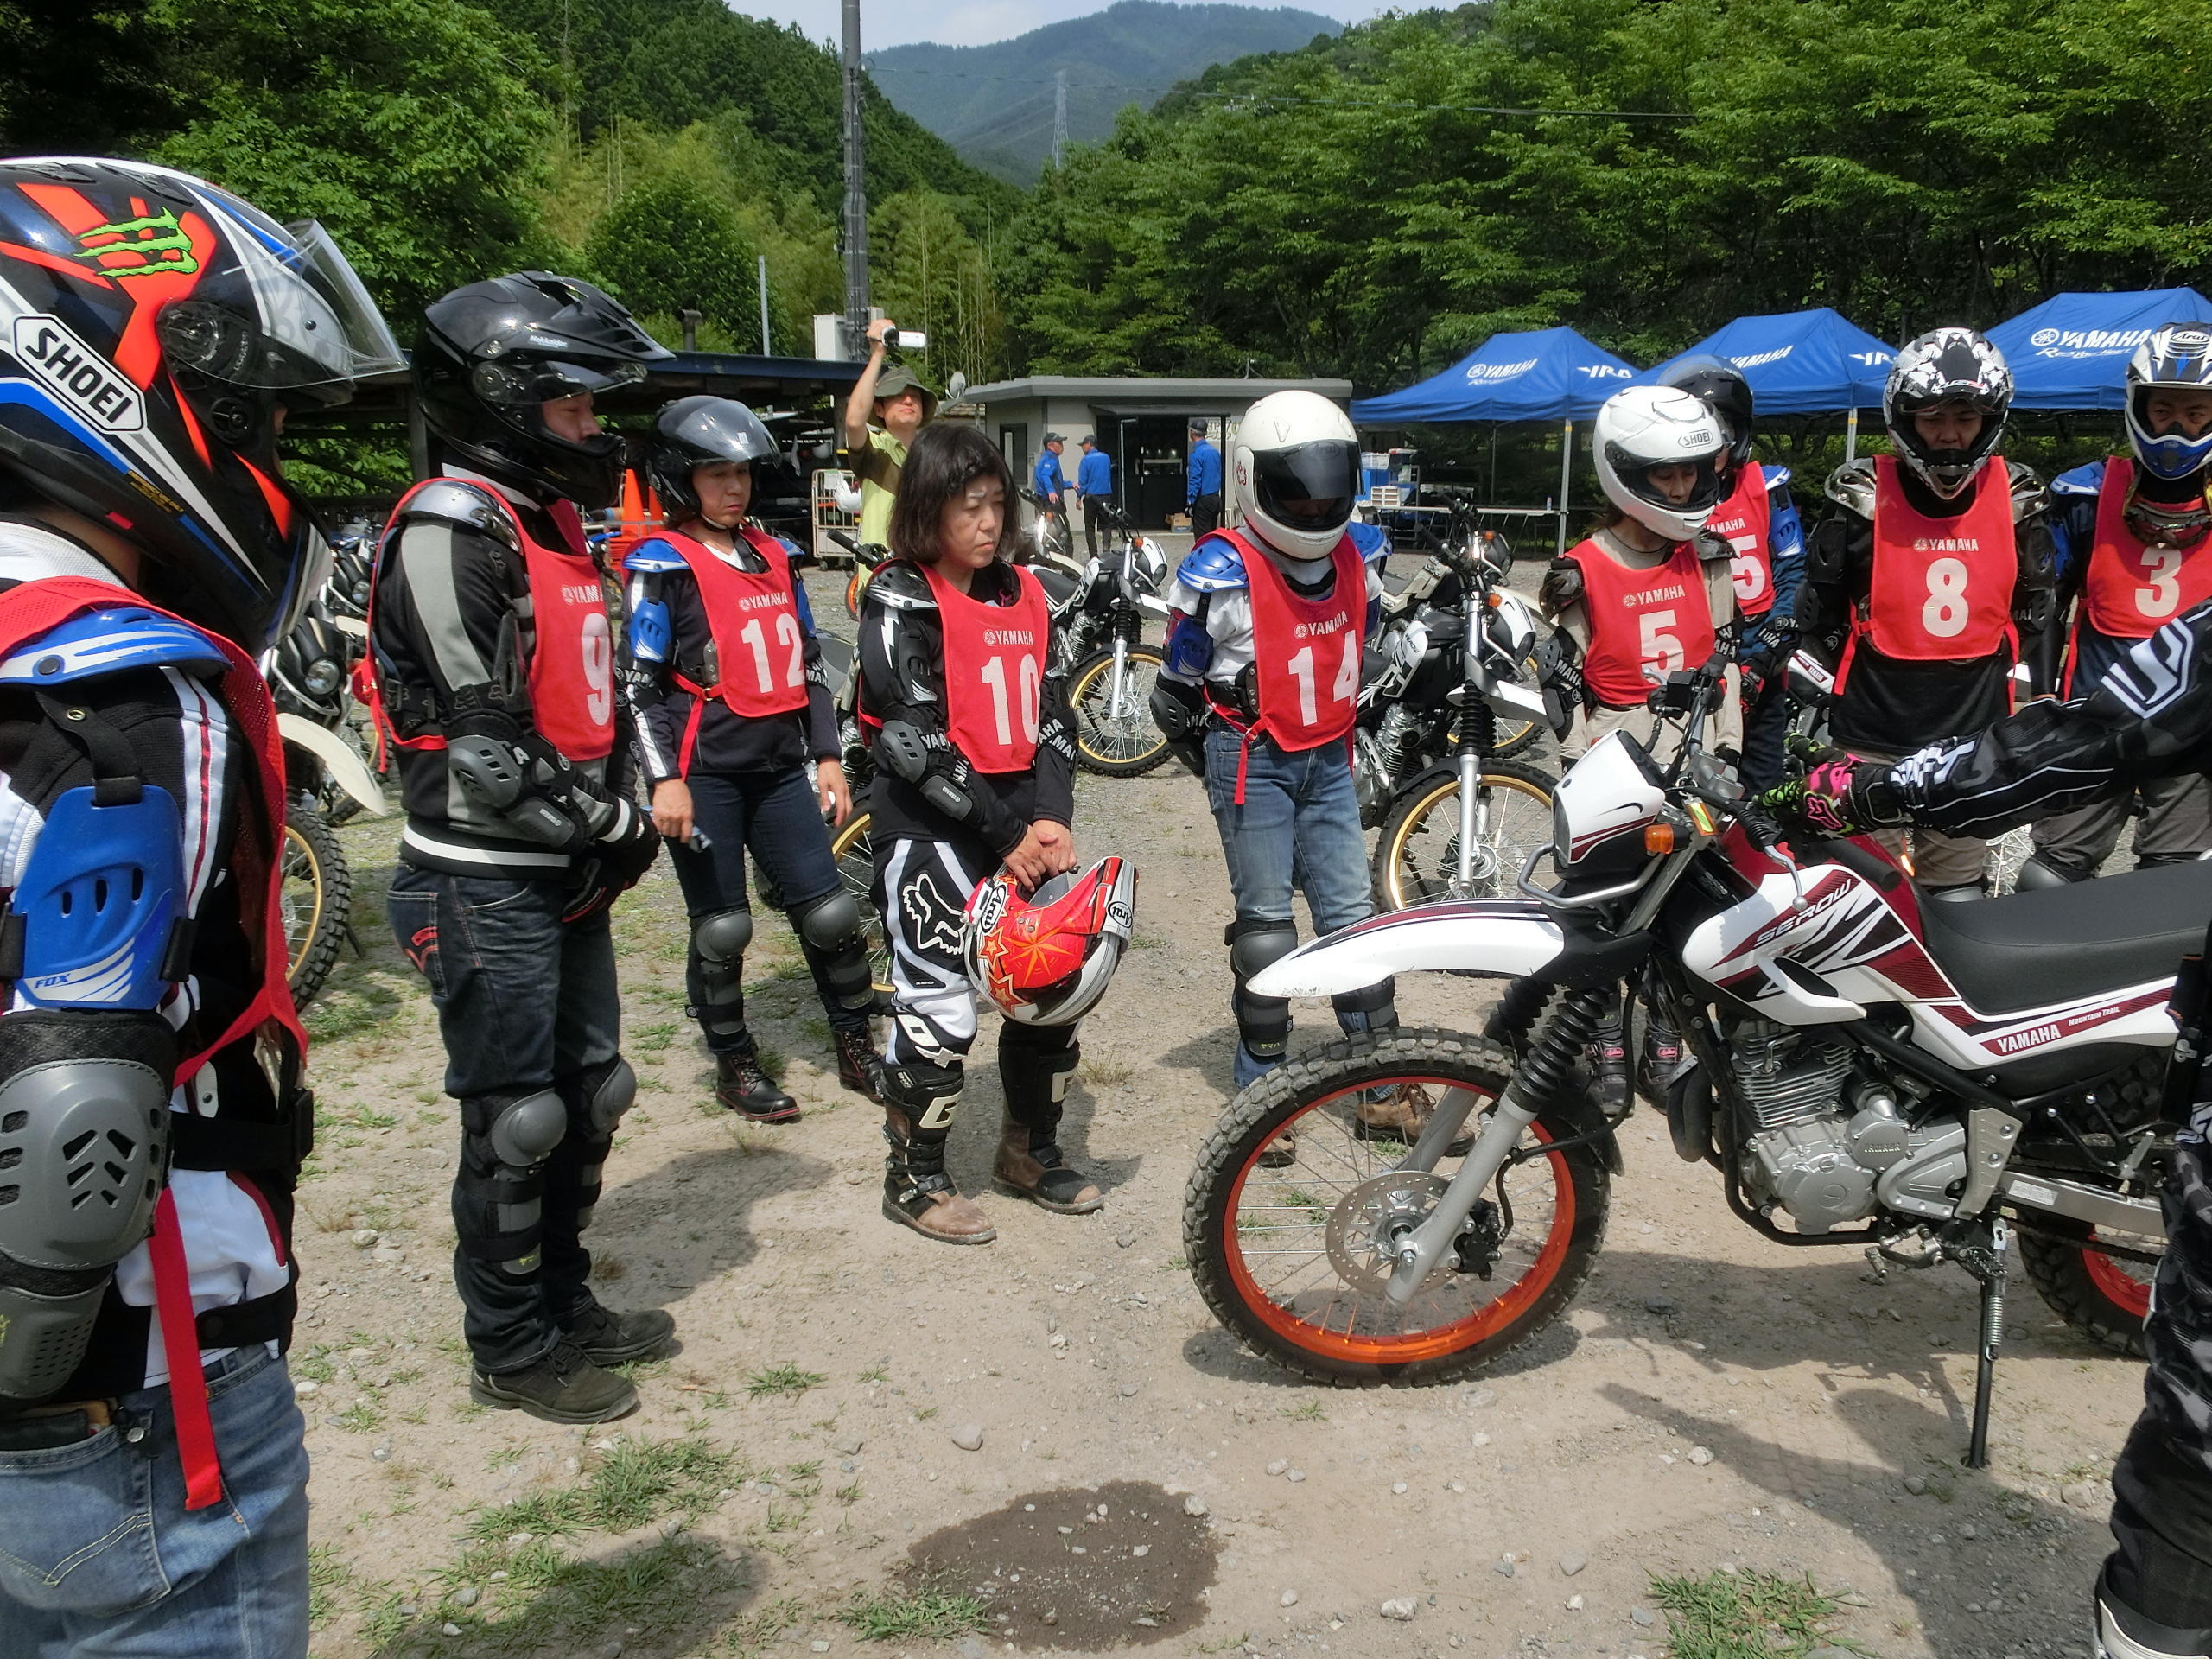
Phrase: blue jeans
[
  {"left": 1205, "top": 727, "right": 1388, "bottom": 1088},
  {"left": 0, "top": 1344, "right": 308, "bottom": 1657}
]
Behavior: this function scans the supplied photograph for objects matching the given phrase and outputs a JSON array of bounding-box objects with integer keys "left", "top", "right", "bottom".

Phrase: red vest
[
  {"left": 1706, "top": 466, "right": 1776, "bottom": 618},
  {"left": 364, "top": 480, "right": 617, "bottom": 763},
  {"left": 2082, "top": 456, "right": 2212, "bottom": 639},
  {"left": 921, "top": 561, "right": 1049, "bottom": 774},
  {"left": 1218, "top": 528, "right": 1364, "bottom": 753},
  {"left": 0, "top": 576, "right": 302, "bottom": 1515},
  {"left": 1564, "top": 537, "right": 1718, "bottom": 707},
  {"left": 1857, "top": 455, "right": 2016, "bottom": 665},
  {"left": 652, "top": 529, "right": 810, "bottom": 777}
]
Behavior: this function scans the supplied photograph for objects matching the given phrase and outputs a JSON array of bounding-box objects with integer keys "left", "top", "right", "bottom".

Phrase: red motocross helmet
[{"left": 963, "top": 856, "right": 1137, "bottom": 1027}]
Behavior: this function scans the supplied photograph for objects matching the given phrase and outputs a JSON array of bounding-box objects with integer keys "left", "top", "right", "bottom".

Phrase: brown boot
[
  {"left": 1259, "top": 1127, "right": 1299, "bottom": 1168},
  {"left": 881, "top": 1109, "right": 995, "bottom": 1245},
  {"left": 993, "top": 1116, "right": 1103, "bottom": 1215},
  {"left": 1354, "top": 1085, "right": 1475, "bottom": 1156}
]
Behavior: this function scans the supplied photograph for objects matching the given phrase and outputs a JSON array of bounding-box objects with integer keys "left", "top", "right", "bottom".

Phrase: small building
[{"left": 961, "top": 375, "right": 1355, "bottom": 529}]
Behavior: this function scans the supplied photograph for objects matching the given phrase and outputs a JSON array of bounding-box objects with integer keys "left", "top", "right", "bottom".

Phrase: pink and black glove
[{"left": 1756, "top": 751, "right": 1907, "bottom": 838}]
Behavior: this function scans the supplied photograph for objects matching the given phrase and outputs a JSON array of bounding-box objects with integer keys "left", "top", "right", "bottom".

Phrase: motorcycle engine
[{"left": 1729, "top": 1020, "right": 1953, "bottom": 1234}]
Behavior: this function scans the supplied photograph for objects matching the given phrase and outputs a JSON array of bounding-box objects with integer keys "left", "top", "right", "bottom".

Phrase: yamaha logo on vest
[
  {"left": 737, "top": 591, "right": 785, "bottom": 612},
  {"left": 1294, "top": 614, "right": 1348, "bottom": 639},
  {"left": 560, "top": 582, "right": 603, "bottom": 605},
  {"left": 982, "top": 627, "right": 1036, "bottom": 646},
  {"left": 1624, "top": 581, "right": 1689, "bottom": 607},
  {"left": 1910, "top": 537, "right": 1981, "bottom": 554}
]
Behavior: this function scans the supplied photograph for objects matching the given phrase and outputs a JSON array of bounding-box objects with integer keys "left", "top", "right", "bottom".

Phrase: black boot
[
  {"left": 1587, "top": 1019, "right": 1630, "bottom": 1117},
  {"left": 470, "top": 1341, "right": 638, "bottom": 1423},
  {"left": 561, "top": 1303, "right": 676, "bottom": 1365},
  {"left": 835, "top": 1025, "right": 885, "bottom": 1102},
  {"left": 715, "top": 1052, "right": 798, "bottom": 1122}
]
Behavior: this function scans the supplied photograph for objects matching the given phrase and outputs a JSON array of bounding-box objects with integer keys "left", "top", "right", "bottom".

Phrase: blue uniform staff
[{"left": 1187, "top": 423, "right": 1224, "bottom": 537}]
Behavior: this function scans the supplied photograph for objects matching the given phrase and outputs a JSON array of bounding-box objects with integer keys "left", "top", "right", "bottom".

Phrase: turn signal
[{"left": 1643, "top": 823, "right": 1676, "bottom": 855}]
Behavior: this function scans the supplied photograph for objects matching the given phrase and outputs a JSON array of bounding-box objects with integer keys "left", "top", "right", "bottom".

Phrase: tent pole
[
  {"left": 1556, "top": 418, "right": 1573, "bottom": 556},
  {"left": 1845, "top": 407, "right": 1859, "bottom": 466}
]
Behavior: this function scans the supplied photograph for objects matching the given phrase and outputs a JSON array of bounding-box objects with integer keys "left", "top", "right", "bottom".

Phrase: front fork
[
  {"left": 1105, "top": 611, "right": 1139, "bottom": 721},
  {"left": 1452, "top": 695, "right": 1498, "bottom": 893}
]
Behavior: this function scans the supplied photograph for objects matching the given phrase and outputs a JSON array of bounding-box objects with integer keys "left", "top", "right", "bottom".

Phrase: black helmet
[
  {"left": 1884, "top": 327, "right": 2012, "bottom": 500},
  {"left": 0, "top": 157, "right": 404, "bottom": 651},
  {"left": 416, "top": 271, "right": 670, "bottom": 510},
  {"left": 645, "top": 396, "right": 779, "bottom": 527},
  {"left": 1657, "top": 353, "right": 1756, "bottom": 474}
]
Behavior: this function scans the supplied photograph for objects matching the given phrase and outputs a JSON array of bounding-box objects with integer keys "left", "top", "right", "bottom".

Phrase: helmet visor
[
  {"left": 160, "top": 219, "right": 405, "bottom": 398},
  {"left": 471, "top": 356, "right": 650, "bottom": 408},
  {"left": 665, "top": 398, "right": 779, "bottom": 467},
  {"left": 1253, "top": 440, "right": 1359, "bottom": 537}
]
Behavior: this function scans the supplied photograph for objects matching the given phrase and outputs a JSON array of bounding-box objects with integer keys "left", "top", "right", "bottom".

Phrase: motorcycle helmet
[
  {"left": 1592, "top": 385, "right": 1730, "bottom": 542},
  {"left": 0, "top": 156, "right": 404, "bottom": 650},
  {"left": 1656, "top": 353, "right": 1756, "bottom": 474},
  {"left": 2125, "top": 323, "right": 2212, "bottom": 481},
  {"left": 1884, "top": 327, "right": 2012, "bottom": 500},
  {"left": 416, "top": 270, "right": 671, "bottom": 511},
  {"left": 645, "top": 395, "right": 779, "bottom": 528},
  {"left": 1230, "top": 390, "right": 1362, "bottom": 561},
  {"left": 963, "top": 855, "right": 1136, "bottom": 1027}
]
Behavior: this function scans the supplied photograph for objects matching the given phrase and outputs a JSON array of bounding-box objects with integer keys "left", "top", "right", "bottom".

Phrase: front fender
[
  {"left": 278, "top": 714, "right": 388, "bottom": 817},
  {"left": 1249, "top": 899, "right": 1567, "bottom": 997}
]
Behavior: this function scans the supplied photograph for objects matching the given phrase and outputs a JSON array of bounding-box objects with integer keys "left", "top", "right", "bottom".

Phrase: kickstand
[{"left": 1955, "top": 1217, "right": 2010, "bottom": 1471}]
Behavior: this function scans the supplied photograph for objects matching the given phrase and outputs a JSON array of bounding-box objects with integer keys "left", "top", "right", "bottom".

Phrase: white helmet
[
  {"left": 1592, "top": 385, "right": 1730, "bottom": 542},
  {"left": 1230, "top": 390, "right": 1362, "bottom": 560}
]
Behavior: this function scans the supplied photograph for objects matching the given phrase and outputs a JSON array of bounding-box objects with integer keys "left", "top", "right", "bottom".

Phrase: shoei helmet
[
  {"left": 2125, "top": 323, "right": 2212, "bottom": 481},
  {"left": 1592, "top": 385, "right": 1730, "bottom": 542},
  {"left": 645, "top": 396, "right": 779, "bottom": 527},
  {"left": 963, "top": 855, "right": 1136, "bottom": 1027},
  {"left": 1229, "top": 390, "right": 1361, "bottom": 561},
  {"left": 1885, "top": 327, "right": 2012, "bottom": 500},
  {"left": 0, "top": 156, "right": 404, "bottom": 650},
  {"left": 1656, "top": 353, "right": 1757, "bottom": 474},
  {"left": 416, "top": 270, "right": 671, "bottom": 510}
]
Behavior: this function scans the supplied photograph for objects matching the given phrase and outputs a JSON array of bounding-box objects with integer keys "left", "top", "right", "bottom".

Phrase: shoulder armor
[
  {"left": 622, "top": 536, "right": 690, "bottom": 575},
  {"left": 397, "top": 480, "right": 519, "bottom": 553},
  {"left": 2005, "top": 460, "right": 2049, "bottom": 523},
  {"left": 863, "top": 559, "right": 938, "bottom": 613},
  {"left": 0, "top": 605, "right": 228, "bottom": 685},
  {"left": 1759, "top": 463, "right": 1793, "bottom": 490},
  {"left": 1538, "top": 556, "right": 1586, "bottom": 617},
  {"left": 1824, "top": 458, "right": 1878, "bottom": 518},
  {"left": 1690, "top": 531, "right": 1732, "bottom": 564},
  {"left": 1175, "top": 534, "right": 1249, "bottom": 594},
  {"left": 2050, "top": 461, "right": 2105, "bottom": 498},
  {"left": 1347, "top": 521, "right": 1390, "bottom": 563}
]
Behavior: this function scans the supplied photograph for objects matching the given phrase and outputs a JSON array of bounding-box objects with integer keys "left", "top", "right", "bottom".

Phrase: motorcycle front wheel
[
  {"left": 281, "top": 806, "right": 351, "bottom": 1007},
  {"left": 828, "top": 809, "right": 893, "bottom": 997},
  {"left": 1068, "top": 644, "right": 1171, "bottom": 776},
  {"left": 1373, "top": 760, "right": 1556, "bottom": 910},
  {"left": 1184, "top": 1029, "right": 1609, "bottom": 1386}
]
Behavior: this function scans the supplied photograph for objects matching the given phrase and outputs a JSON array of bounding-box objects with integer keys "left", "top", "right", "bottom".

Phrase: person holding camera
[{"left": 842, "top": 318, "right": 937, "bottom": 551}]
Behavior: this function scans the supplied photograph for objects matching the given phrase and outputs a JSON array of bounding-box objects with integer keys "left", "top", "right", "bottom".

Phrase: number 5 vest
[
  {"left": 1704, "top": 465, "right": 1776, "bottom": 618},
  {"left": 1562, "top": 537, "right": 1717, "bottom": 709},
  {"left": 1839, "top": 455, "right": 2016, "bottom": 694}
]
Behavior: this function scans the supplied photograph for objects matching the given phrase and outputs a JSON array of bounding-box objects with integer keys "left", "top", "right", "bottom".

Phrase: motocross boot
[
  {"left": 1352, "top": 1086, "right": 1477, "bottom": 1157},
  {"left": 881, "top": 1106, "right": 996, "bottom": 1244},
  {"left": 995, "top": 1027, "right": 1103, "bottom": 1213},
  {"left": 1587, "top": 1018, "right": 1631, "bottom": 1117},
  {"left": 1637, "top": 1016, "right": 1686, "bottom": 1106},
  {"left": 835, "top": 1025, "right": 886, "bottom": 1103}
]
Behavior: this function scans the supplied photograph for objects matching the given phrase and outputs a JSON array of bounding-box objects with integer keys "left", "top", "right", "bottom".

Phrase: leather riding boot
[
  {"left": 715, "top": 1052, "right": 798, "bottom": 1123},
  {"left": 1353, "top": 1087, "right": 1476, "bottom": 1157},
  {"left": 881, "top": 1108, "right": 995, "bottom": 1244},
  {"left": 993, "top": 1116, "right": 1103, "bottom": 1214},
  {"left": 835, "top": 1025, "right": 886, "bottom": 1102}
]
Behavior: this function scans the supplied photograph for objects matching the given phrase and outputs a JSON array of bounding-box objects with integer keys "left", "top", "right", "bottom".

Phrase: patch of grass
[
  {"left": 292, "top": 1345, "right": 336, "bottom": 1385},
  {"left": 486, "top": 1445, "right": 524, "bottom": 1471},
  {"left": 1649, "top": 1568, "right": 1851, "bottom": 1659},
  {"left": 764, "top": 1503, "right": 802, "bottom": 1533},
  {"left": 836, "top": 1480, "right": 862, "bottom": 1504},
  {"left": 303, "top": 968, "right": 409, "bottom": 1046},
  {"left": 462, "top": 1437, "right": 739, "bottom": 1545},
  {"left": 745, "top": 1363, "right": 824, "bottom": 1399},
  {"left": 429, "top": 1535, "right": 738, "bottom": 1658},
  {"left": 308, "top": 1544, "right": 352, "bottom": 1629},
  {"left": 1079, "top": 1054, "right": 1135, "bottom": 1087},
  {"left": 857, "top": 1363, "right": 888, "bottom": 1383},
  {"left": 334, "top": 1399, "right": 385, "bottom": 1433},
  {"left": 839, "top": 1577, "right": 990, "bottom": 1642},
  {"left": 1280, "top": 1400, "right": 1327, "bottom": 1422},
  {"left": 632, "top": 1020, "right": 682, "bottom": 1053},
  {"left": 722, "top": 1594, "right": 805, "bottom": 1657}
]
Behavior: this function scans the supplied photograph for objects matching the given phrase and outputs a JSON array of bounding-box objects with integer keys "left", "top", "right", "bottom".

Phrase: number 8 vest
[
  {"left": 1840, "top": 455, "right": 2016, "bottom": 692},
  {"left": 923, "top": 561, "right": 1049, "bottom": 773}
]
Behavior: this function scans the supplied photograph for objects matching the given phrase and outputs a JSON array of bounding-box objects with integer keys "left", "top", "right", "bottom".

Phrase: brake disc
[{"left": 1325, "top": 1170, "right": 1455, "bottom": 1294}]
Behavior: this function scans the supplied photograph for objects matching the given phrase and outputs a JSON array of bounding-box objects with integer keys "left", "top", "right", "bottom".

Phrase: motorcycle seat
[{"left": 1916, "top": 858, "right": 2212, "bottom": 1014}]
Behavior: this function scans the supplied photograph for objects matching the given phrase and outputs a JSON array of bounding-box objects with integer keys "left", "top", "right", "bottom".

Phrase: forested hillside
[{"left": 868, "top": 1, "right": 1338, "bottom": 186}]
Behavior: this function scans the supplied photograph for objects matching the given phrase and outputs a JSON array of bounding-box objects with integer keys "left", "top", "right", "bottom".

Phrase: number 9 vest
[{"left": 1850, "top": 455, "right": 2016, "bottom": 677}]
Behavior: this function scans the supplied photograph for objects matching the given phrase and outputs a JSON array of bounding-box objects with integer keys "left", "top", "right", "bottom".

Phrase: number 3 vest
[
  {"left": 652, "top": 527, "right": 810, "bottom": 774},
  {"left": 921, "top": 560, "right": 1049, "bottom": 774},
  {"left": 1704, "top": 465, "right": 1776, "bottom": 618},
  {"left": 1563, "top": 537, "right": 1717, "bottom": 708},
  {"left": 1847, "top": 456, "right": 2017, "bottom": 683},
  {"left": 2082, "top": 456, "right": 2212, "bottom": 641}
]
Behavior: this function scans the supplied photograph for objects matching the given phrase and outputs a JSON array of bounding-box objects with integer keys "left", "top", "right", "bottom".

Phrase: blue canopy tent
[
  {"left": 1987, "top": 288, "right": 2212, "bottom": 410},
  {"left": 1635, "top": 308, "right": 1893, "bottom": 461},
  {"left": 1352, "top": 327, "right": 1637, "bottom": 550}
]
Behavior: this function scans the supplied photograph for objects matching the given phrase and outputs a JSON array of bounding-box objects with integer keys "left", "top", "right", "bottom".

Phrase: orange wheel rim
[
  {"left": 1220, "top": 1084, "right": 1576, "bottom": 1364},
  {"left": 2085, "top": 1234, "right": 2154, "bottom": 1320}
]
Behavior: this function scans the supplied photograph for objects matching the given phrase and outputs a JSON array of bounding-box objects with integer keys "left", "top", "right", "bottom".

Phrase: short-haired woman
[
  {"left": 858, "top": 421, "right": 1098, "bottom": 1243},
  {"left": 623, "top": 397, "right": 884, "bottom": 1121}
]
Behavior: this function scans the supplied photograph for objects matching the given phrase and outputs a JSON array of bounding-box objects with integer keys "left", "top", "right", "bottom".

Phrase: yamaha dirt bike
[
  {"left": 1043, "top": 501, "right": 1174, "bottom": 776},
  {"left": 1185, "top": 638, "right": 2177, "bottom": 1465},
  {"left": 1357, "top": 521, "right": 1560, "bottom": 910}
]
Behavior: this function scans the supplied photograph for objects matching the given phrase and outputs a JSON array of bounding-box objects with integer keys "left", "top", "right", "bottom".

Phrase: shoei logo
[
  {"left": 13, "top": 315, "right": 144, "bottom": 433},
  {"left": 1465, "top": 359, "right": 1536, "bottom": 382}
]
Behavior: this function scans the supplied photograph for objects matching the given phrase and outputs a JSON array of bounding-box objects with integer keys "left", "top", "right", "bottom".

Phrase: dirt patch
[{"left": 906, "top": 1480, "right": 1217, "bottom": 1649}]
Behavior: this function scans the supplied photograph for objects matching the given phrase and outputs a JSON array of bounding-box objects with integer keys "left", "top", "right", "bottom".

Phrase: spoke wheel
[
  {"left": 2020, "top": 1217, "right": 2161, "bottom": 1356},
  {"left": 281, "top": 806, "right": 351, "bottom": 1007},
  {"left": 1984, "top": 825, "right": 2036, "bottom": 894},
  {"left": 1068, "top": 644, "right": 1171, "bottom": 775},
  {"left": 1185, "top": 1029, "right": 1608, "bottom": 1385},
  {"left": 1374, "top": 760, "right": 1555, "bottom": 911},
  {"left": 828, "top": 809, "right": 892, "bottom": 996}
]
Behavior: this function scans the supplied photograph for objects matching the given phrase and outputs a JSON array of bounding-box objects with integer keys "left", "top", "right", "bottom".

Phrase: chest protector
[
  {"left": 2082, "top": 456, "right": 2212, "bottom": 641},
  {"left": 1565, "top": 537, "right": 1717, "bottom": 708},
  {"left": 1855, "top": 456, "right": 2017, "bottom": 668},
  {"left": 1706, "top": 467, "right": 1776, "bottom": 617},
  {"left": 657, "top": 528, "right": 810, "bottom": 729},
  {"left": 921, "top": 561, "right": 1049, "bottom": 775},
  {"left": 364, "top": 480, "right": 617, "bottom": 764}
]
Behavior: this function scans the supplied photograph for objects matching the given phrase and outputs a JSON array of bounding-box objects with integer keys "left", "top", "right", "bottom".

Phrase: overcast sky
[{"left": 771, "top": 0, "right": 1387, "bottom": 52}]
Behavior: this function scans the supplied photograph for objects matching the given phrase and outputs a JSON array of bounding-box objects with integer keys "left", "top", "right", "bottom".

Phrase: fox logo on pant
[{"left": 902, "top": 872, "right": 966, "bottom": 954}]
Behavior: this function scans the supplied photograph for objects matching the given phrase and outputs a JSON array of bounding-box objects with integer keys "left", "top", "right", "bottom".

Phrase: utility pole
[
  {"left": 840, "top": 0, "right": 869, "bottom": 358},
  {"left": 1052, "top": 67, "right": 1068, "bottom": 170},
  {"left": 757, "top": 254, "right": 772, "bottom": 356}
]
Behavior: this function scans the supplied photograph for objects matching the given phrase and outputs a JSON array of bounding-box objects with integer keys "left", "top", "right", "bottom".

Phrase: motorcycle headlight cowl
[{"left": 303, "top": 658, "right": 344, "bottom": 698}]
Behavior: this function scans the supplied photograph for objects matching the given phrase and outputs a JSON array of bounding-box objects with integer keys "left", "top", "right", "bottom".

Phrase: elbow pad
[
  {"left": 446, "top": 734, "right": 584, "bottom": 849},
  {"left": 877, "top": 719, "right": 982, "bottom": 824}
]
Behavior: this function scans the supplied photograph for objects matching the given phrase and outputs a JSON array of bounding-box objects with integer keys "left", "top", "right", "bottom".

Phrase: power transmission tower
[
  {"left": 1053, "top": 68, "right": 1068, "bottom": 170},
  {"left": 840, "top": 0, "right": 869, "bottom": 357}
]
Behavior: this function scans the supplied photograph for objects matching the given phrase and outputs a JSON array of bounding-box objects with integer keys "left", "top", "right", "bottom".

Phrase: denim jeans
[
  {"left": 1205, "top": 726, "right": 1385, "bottom": 1088},
  {"left": 387, "top": 868, "right": 623, "bottom": 1371},
  {"left": 0, "top": 1345, "right": 308, "bottom": 1658},
  {"left": 665, "top": 764, "right": 868, "bottom": 1047}
]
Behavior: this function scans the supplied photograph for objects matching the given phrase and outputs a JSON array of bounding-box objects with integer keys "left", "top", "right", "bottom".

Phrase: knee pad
[
  {"left": 883, "top": 1057, "right": 964, "bottom": 1135},
  {"left": 690, "top": 908, "right": 753, "bottom": 1037},
  {"left": 458, "top": 1088, "right": 564, "bottom": 1276},
  {"left": 1332, "top": 976, "right": 1398, "bottom": 1039},
  {"left": 789, "top": 888, "right": 875, "bottom": 1012},
  {"left": 1228, "top": 918, "right": 1297, "bottom": 1059},
  {"left": 2016, "top": 855, "right": 2085, "bottom": 889}
]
